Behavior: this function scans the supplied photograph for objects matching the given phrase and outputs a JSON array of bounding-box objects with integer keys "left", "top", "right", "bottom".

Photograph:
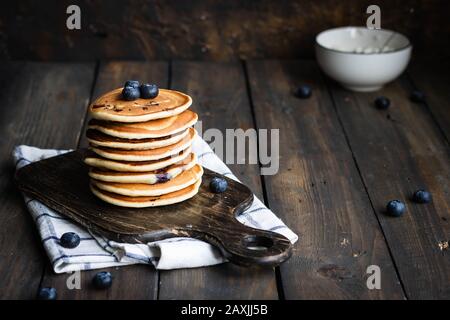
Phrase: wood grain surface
[
  {"left": 246, "top": 60, "right": 405, "bottom": 299},
  {"left": 2, "top": 0, "right": 449, "bottom": 61},
  {"left": 408, "top": 61, "right": 450, "bottom": 143},
  {"left": 40, "top": 61, "right": 169, "bottom": 300},
  {"left": 159, "top": 61, "right": 279, "bottom": 299},
  {"left": 329, "top": 75, "right": 450, "bottom": 299},
  {"left": 0, "top": 59, "right": 448, "bottom": 299},
  {"left": 0, "top": 62, "right": 95, "bottom": 299}
]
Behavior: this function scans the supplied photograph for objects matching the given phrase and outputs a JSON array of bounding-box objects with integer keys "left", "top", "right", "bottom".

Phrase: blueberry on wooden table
[
  {"left": 210, "top": 177, "right": 228, "bottom": 193},
  {"left": 375, "top": 96, "right": 390, "bottom": 110},
  {"left": 410, "top": 90, "right": 426, "bottom": 103},
  {"left": 412, "top": 189, "right": 432, "bottom": 204},
  {"left": 124, "top": 80, "right": 140, "bottom": 88},
  {"left": 140, "top": 83, "right": 159, "bottom": 99},
  {"left": 37, "top": 287, "right": 57, "bottom": 300},
  {"left": 60, "top": 232, "right": 80, "bottom": 249},
  {"left": 295, "top": 85, "right": 312, "bottom": 99},
  {"left": 122, "top": 86, "right": 140, "bottom": 101},
  {"left": 93, "top": 271, "right": 113, "bottom": 289},
  {"left": 386, "top": 200, "right": 406, "bottom": 217}
]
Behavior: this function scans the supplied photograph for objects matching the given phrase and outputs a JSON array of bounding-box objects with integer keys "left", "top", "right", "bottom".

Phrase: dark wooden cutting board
[{"left": 15, "top": 149, "right": 292, "bottom": 267}]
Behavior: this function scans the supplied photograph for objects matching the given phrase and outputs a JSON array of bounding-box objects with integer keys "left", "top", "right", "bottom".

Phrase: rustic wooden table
[{"left": 0, "top": 60, "right": 448, "bottom": 299}]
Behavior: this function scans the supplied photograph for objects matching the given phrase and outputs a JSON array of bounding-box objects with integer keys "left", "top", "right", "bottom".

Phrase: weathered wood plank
[
  {"left": 0, "top": 62, "right": 95, "bottom": 299},
  {"left": 158, "top": 61, "right": 278, "bottom": 299},
  {"left": 247, "top": 60, "right": 405, "bottom": 299},
  {"left": 408, "top": 61, "right": 450, "bottom": 142},
  {"left": 2, "top": 0, "right": 450, "bottom": 61},
  {"left": 40, "top": 61, "right": 168, "bottom": 299},
  {"left": 329, "top": 75, "right": 450, "bottom": 299}
]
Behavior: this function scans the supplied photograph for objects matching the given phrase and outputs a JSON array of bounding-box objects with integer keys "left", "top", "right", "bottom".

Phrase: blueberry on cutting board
[
  {"left": 386, "top": 200, "right": 406, "bottom": 217},
  {"left": 37, "top": 287, "right": 57, "bottom": 300},
  {"left": 210, "top": 177, "right": 228, "bottom": 193},
  {"left": 93, "top": 271, "right": 113, "bottom": 289}
]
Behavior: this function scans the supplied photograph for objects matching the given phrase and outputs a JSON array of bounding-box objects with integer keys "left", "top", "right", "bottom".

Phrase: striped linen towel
[{"left": 13, "top": 136, "right": 298, "bottom": 273}]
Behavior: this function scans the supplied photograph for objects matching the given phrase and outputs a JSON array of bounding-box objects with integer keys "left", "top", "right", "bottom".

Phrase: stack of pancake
[{"left": 84, "top": 87, "right": 203, "bottom": 208}]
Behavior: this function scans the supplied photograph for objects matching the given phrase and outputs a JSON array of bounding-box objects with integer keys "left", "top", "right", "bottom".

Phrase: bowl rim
[{"left": 315, "top": 26, "right": 412, "bottom": 55}]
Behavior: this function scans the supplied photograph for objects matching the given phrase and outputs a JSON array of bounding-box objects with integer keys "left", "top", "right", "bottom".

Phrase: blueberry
[
  {"left": 60, "top": 232, "right": 80, "bottom": 249},
  {"left": 92, "top": 271, "right": 113, "bottom": 289},
  {"left": 295, "top": 85, "right": 312, "bottom": 99},
  {"left": 386, "top": 200, "right": 406, "bottom": 217},
  {"left": 122, "top": 86, "right": 140, "bottom": 101},
  {"left": 156, "top": 173, "right": 169, "bottom": 183},
  {"left": 37, "top": 287, "right": 57, "bottom": 300},
  {"left": 210, "top": 177, "right": 228, "bottom": 193},
  {"left": 412, "top": 189, "right": 432, "bottom": 204},
  {"left": 375, "top": 96, "right": 390, "bottom": 110},
  {"left": 140, "top": 83, "right": 159, "bottom": 99},
  {"left": 410, "top": 90, "right": 426, "bottom": 103},
  {"left": 124, "top": 80, "right": 140, "bottom": 88}
]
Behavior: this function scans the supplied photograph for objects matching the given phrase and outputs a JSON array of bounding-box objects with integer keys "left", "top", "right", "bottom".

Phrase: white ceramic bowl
[{"left": 315, "top": 27, "right": 412, "bottom": 92}]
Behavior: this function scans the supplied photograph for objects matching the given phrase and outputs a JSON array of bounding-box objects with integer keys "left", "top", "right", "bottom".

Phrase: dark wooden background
[{"left": 1, "top": 0, "right": 449, "bottom": 61}]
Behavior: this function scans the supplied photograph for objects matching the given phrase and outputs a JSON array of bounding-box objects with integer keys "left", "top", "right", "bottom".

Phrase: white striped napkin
[{"left": 13, "top": 137, "right": 298, "bottom": 273}]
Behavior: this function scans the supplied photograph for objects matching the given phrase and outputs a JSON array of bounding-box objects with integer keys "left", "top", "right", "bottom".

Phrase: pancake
[
  {"left": 89, "top": 153, "right": 197, "bottom": 184},
  {"left": 86, "top": 128, "right": 189, "bottom": 150},
  {"left": 90, "top": 178, "right": 202, "bottom": 208},
  {"left": 89, "top": 88, "right": 192, "bottom": 122},
  {"left": 84, "top": 147, "right": 192, "bottom": 172},
  {"left": 91, "top": 165, "right": 203, "bottom": 197},
  {"left": 90, "top": 128, "right": 196, "bottom": 161},
  {"left": 88, "top": 109, "right": 198, "bottom": 139}
]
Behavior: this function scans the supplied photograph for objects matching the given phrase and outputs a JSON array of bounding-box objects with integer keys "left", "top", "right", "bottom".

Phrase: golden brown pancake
[
  {"left": 84, "top": 147, "right": 192, "bottom": 172},
  {"left": 88, "top": 153, "right": 197, "bottom": 184},
  {"left": 90, "top": 128, "right": 196, "bottom": 161},
  {"left": 86, "top": 128, "right": 189, "bottom": 150},
  {"left": 89, "top": 88, "right": 192, "bottom": 122},
  {"left": 90, "top": 178, "right": 202, "bottom": 208},
  {"left": 91, "top": 165, "right": 203, "bottom": 197},
  {"left": 88, "top": 110, "right": 198, "bottom": 139}
]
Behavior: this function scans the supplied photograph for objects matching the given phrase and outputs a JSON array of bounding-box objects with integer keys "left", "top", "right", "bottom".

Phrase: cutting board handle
[{"left": 196, "top": 221, "right": 293, "bottom": 266}]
